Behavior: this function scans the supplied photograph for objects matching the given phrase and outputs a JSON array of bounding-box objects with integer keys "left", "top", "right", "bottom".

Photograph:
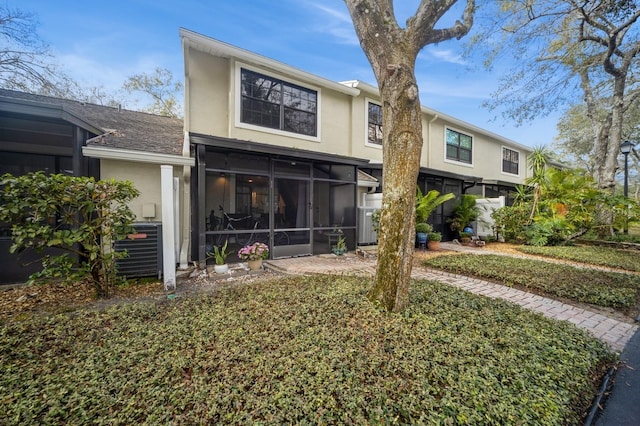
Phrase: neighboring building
[
  {"left": 180, "top": 28, "right": 532, "bottom": 263},
  {"left": 0, "top": 89, "right": 193, "bottom": 284}
]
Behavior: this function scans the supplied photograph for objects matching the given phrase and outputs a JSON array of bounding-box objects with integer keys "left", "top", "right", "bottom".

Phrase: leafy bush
[
  {"left": 517, "top": 245, "right": 640, "bottom": 272},
  {"left": 491, "top": 204, "right": 530, "bottom": 243},
  {"left": 0, "top": 172, "right": 139, "bottom": 296},
  {"left": 0, "top": 276, "right": 614, "bottom": 424},
  {"left": 423, "top": 254, "right": 640, "bottom": 311},
  {"left": 525, "top": 217, "right": 571, "bottom": 246}
]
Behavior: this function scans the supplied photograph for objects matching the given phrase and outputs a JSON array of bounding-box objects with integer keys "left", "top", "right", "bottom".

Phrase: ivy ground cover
[
  {"left": 516, "top": 245, "right": 640, "bottom": 272},
  {"left": 1, "top": 276, "right": 614, "bottom": 425},
  {"left": 423, "top": 254, "right": 640, "bottom": 313}
]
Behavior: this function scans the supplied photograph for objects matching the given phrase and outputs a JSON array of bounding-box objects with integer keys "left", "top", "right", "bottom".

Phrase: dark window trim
[
  {"left": 445, "top": 127, "right": 473, "bottom": 164},
  {"left": 240, "top": 68, "right": 318, "bottom": 137},
  {"left": 366, "top": 101, "right": 383, "bottom": 147},
  {"left": 502, "top": 147, "right": 520, "bottom": 175}
]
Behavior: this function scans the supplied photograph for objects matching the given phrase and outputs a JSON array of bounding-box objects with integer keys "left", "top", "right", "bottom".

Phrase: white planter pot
[{"left": 214, "top": 264, "right": 229, "bottom": 274}]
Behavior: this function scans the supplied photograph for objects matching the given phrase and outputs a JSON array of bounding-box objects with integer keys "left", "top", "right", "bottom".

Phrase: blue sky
[{"left": 17, "top": 0, "right": 562, "bottom": 148}]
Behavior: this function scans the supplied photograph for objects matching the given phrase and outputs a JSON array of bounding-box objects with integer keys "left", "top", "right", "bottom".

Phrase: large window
[
  {"left": 240, "top": 68, "right": 317, "bottom": 137},
  {"left": 367, "top": 102, "right": 383, "bottom": 146},
  {"left": 446, "top": 128, "right": 473, "bottom": 164},
  {"left": 502, "top": 147, "right": 519, "bottom": 175}
]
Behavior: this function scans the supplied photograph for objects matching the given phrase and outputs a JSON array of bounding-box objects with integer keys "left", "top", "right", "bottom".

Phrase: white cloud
[
  {"left": 311, "top": 3, "right": 352, "bottom": 24},
  {"left": 420, "top": 48, "right": 466, "bottom": 65},
  {"left": 418, "top": 77, "right": 492, "bottom": 100},
  {"left": 306, "top": 1, "right": 360, "bottom": 45}
]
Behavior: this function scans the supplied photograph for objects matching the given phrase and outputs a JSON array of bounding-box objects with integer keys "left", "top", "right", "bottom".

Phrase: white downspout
[
  {"left": 179, "top": 39, "right": 191, "bottom": 270},
  {"left": 161, "top": 165, "right": 176, "bottom": 293},
  {"left": 179, "top": 131, "right": 191, "bottom": 270}
]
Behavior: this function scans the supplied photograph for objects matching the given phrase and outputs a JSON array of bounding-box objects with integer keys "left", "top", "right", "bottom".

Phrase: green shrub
[
  {"left": 525, "top": 217, "right": 571, "bottom": 246},
  {"left": 0, "top": 276, "right": 614, "bottom": 425},
  {"left": 423, "top": 254, "right": 640, "bottom": 311},
  {"left": 0, "top": 172, "right": 139, "bottom": 296},
  {"left": 491, "top": 204, "right": 530, "bottom": 243}
]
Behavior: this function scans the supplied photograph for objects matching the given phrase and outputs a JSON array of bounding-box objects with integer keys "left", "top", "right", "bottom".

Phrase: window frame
[
  {"left": 235, "top": 62, "right": 321, "bottom": 142},
  {"left": 365, "top": 98, "right": 383, "bottom": 149},
  {"left": 501, "top": 146, "right": 520, "bottom": 176},
  {"left": 444, "top": 126, "right": 474, "bottom": 166}
]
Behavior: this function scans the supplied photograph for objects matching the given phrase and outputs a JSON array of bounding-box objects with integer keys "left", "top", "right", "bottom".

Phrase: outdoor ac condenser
[
  {"left": 114, "top": 222, "right": 163, "bottom": 279},
  {"left": 358, "top": 207, "right": 378, "bottom": 245}
]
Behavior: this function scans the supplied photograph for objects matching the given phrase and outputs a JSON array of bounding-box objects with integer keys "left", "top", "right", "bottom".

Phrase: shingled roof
[{"left": 0, "top": 89, "right": 184, "bottom": 156}]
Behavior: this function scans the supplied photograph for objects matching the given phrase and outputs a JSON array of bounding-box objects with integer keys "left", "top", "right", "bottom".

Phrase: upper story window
[
  {"left": 240, "top": 68, "right": 317, "bottom": 137},
  {"left": 367, "top": 101, "right": 383, "bottom": 146},
  {"left": 502, "top": 147, "right": 520, "bottom": 175},
  {"left": 446, "top": 128, "right": 472, "bottom": 164}
]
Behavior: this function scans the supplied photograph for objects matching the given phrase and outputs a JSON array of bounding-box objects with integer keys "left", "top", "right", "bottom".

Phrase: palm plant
[
  {"left": 448, "top": 194, "right": 480, "bottom": 234},
  {"left": 526, "top": 146, "right": 551, "bottom": 221},
  {"left": 415, "top": 188, "right": 455, "bottom": 224}
]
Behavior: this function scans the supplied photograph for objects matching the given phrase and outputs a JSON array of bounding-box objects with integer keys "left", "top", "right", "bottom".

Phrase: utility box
[
  {"left": 358, "top": 207, "right": 378, "bottom": 245},
  {"left": 115, "top": 222, "right": 163, "bottom": 279}
]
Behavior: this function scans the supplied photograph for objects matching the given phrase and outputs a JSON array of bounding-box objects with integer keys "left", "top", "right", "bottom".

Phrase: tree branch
[{"left": 407, "top": 0, "right": 475, "bottom": 51}]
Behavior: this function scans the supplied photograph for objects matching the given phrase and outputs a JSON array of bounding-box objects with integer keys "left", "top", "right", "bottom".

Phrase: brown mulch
[
  {"left": 0, "top": 279, "right": 165, "bottom": 322},
  {"left": 0, "top": 267, "right": 285, "bottom": 322}
]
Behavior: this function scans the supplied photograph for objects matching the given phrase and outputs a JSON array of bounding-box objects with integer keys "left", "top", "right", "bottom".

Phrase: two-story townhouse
[
  {"left": 181, "top": 28, "right": 532, "bottom": 262},
  {"left": 343, "top": 80, "right": 532, "bottom": 239}
]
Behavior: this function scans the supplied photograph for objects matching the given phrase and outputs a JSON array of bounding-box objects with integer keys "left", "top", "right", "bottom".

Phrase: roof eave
[
  {"left": 0, "top": 96, "right": 104, "bottom": 135},
  {"left": 180, "top": 28, "right": 361, "bottom": 97},
  {"left": 82, "top": 145, "right": 194, "bottom": 167}
]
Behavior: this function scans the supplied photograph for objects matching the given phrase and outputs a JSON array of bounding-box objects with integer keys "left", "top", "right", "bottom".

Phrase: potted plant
[
  {"left": 459, "top": 231, "right": 472, "bottom": 246},
  {"left": 415, "top": 222, "right": 432, "bottom": 248},
  {"left": 427, "top": 231, "right": 442, "bottom": 251},
  {"left": 207, "top": 240, "right": 231, "bottom": 274},
  {"left": 448, "top": 194, "right": 480, "bottom": 239},
  {"left": 332, "top": 235, "right": 347, "bottom": 255},
  {"left": 416, "top": 188, "right": 455, "bottom": 224},
  {"left": 238, "top": 242, "right": 269, "bottom": 270}
]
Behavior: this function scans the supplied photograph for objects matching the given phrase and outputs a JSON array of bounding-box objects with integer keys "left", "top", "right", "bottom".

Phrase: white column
[{"left": 161, "top": 165, "right": 176, "bottom": 293}]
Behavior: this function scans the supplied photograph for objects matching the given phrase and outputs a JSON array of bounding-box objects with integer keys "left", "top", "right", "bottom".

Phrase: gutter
[{"left": 82, "top": 146, "right": 195, "bottom": 167}]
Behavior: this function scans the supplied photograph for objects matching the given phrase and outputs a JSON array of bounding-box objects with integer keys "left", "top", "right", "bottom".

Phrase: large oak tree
[
  {"left": 475, "top": 1, "right": 640, "bottom": 230},
  {"left": 344, "top": 0, "right": 474, "bottom": 312}
]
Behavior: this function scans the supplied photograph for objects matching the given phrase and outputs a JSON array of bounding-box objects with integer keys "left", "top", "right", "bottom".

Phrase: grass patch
[
  {"left": 0, "top": 275, "right": 614, "bottom": 424},
  {"left": 517, "top": 245, "right": 640, "bottom": 272},
  {"left": 423, "top": 254, "right": 640, "bottom": 312}
]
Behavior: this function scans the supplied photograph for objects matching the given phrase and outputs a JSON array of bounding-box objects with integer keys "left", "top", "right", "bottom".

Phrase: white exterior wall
[
  {"left": 99, "top": 159, "right": 183, "bottom": 223},
  {"left": 347, "top": 86, "right": 530, "bottom": 186},
  {"left": 426, "top": 116, "right": 529, "bottom": 183},
  {"left": 185, "top": 48, "right": 355, "bottom": 158},
  {"left": 183, "top": 30, "right": 532, "bottom": 190}
]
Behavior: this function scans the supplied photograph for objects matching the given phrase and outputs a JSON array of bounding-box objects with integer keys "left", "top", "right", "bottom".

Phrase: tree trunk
[
  {"left": 344, "top": 0, "right": 474, "bottom": 312},
  {"left": 593, "top": 76, "right": 627, "bottom": 236},
  {"left": 368, "top": 64, "right": 424, "bottom": 312}
]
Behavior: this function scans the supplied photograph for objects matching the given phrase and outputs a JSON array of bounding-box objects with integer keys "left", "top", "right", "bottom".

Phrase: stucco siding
[
  {"left": 99, "top": 160, "right": 182, "bottom": 222},
  {"left": 187, "top": 49, "right": 230, "bottom": 138}
]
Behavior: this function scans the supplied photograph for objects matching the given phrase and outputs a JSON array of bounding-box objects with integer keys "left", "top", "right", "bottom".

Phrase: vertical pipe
[{"left": 161, "top": 165, "right": 176, "bottom": 294}]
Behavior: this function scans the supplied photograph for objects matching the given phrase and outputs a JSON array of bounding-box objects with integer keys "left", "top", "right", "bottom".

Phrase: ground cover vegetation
[
  {"left": 516, "top": 245, "right": 640, "bottom": 273},
  {"left": 0, "top": 275, "right": 614, "bottom": 425},
  {"left": 423, "top": 254, "right": 640, "bottom": 314}
]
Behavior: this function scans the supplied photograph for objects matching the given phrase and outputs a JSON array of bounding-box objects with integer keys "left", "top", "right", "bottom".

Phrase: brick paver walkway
[{"left": 266, "top": 245, "right": 638, "bottom": 353}]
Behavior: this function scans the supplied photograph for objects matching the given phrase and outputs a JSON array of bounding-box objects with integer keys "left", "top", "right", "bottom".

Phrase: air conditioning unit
[
  {"left": 358, "top": 207, "right": 378, "bottom": 245},
  {"left": 115, "top": 222, "right": 163, "bottom": 279}
]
